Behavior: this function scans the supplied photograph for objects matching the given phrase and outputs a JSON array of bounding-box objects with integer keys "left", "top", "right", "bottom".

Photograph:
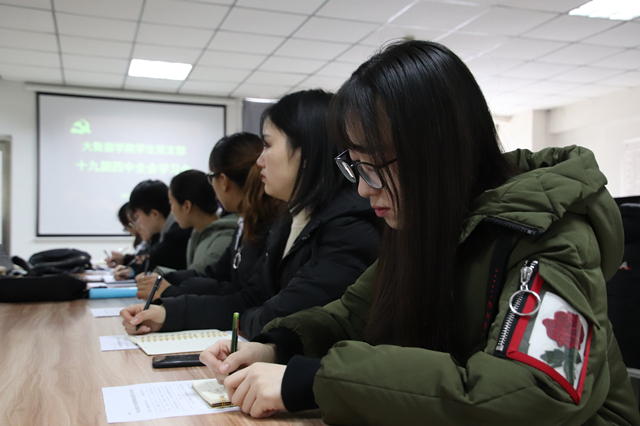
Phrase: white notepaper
[
  {"left": 102, "top": 380, "right": 239, "bottom": 423},
  {"left": 91, "top": 307, "right": 124, "bottom": 317},
  {"left": 100, "top": 335, "right": 139, "bottom": 351}
]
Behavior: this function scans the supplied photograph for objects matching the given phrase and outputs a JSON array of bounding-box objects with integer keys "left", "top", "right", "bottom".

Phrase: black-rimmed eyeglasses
[
  {"left": 206, "top": 172, "right": 221, "bottom": 184},
  {"left": 334, "top": 150, "right": 396, "bottom": 190}
]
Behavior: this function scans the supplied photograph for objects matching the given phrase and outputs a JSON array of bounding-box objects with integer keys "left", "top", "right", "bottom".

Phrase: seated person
[
  {"left": 106, "top": 202, "right": 143, "bottom": 268},
  {"left": 136, "top": 132, "right": 283, "bottom": 300},
  {"left": 114, "top": 180, "right": 191, "bottom": 279},
  {"left": 153, "top": 169, "right": 238, "bottom": 277},
  {"left": 121, "top": 89, "right": 381, "bottom": 339},
  {"left": 198, "top": 41, "right": 640, "bottom": 424}
]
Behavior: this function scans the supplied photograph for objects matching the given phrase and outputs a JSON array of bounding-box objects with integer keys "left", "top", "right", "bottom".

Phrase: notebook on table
[
  {"left": 192, "top": 379, "right": 233, "bottom": 408},
  {"left": 125, "top": 329, "right": 229, "bottom": 355}
]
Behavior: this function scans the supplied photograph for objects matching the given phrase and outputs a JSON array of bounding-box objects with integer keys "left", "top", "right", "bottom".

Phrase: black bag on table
[{"left": 0, "top": 248, "right": 90, "bottom": 303}]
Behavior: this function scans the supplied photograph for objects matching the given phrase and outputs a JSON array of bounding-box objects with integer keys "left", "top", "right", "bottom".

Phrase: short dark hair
[
  {"left": 129, "top": 180, "right": 170, "bottom": 218},
  {"left": 169, "top": 170, "right": 218, "bottom": 215},
  {"left": 261, "top": 89, "right": 348, "bottom": 216},
  {"left": 117, "top": 202, "right": 131, "bottom": 228},
  {"left": 329, "top": 40, "right": 518, "bottom": 353}
]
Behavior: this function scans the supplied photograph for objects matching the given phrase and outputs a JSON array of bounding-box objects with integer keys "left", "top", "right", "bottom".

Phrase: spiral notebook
[
  {"left": 125, "top": 329, "right": 229, "bottom": 355},
  {"left": 192, "top": 379, "right": 233, "bottom": 408}
]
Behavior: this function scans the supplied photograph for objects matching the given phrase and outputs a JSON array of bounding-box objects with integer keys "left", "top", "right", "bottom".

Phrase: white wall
[
  {"left": 547, "top": 86, "right": 640, "bottom": 198},
  {"left": 0, "top": 80, "right": 242, "bottom": 261},
  {"left": 495, "top": 85, "right": 640, "bottom": 198}
]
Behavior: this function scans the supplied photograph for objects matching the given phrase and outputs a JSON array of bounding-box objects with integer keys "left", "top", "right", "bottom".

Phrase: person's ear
[
  {"left": 149, "top": 209, "right": 161, "bottom": 220},
  {"left": 219, "top": 173, "right": 230, "bottom": 192},
  {"left": 183, "top": 200, "right": 192, "bottom": 213}
]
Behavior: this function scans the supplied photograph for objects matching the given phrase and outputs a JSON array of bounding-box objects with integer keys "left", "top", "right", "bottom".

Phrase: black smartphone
[{"left": 151, "top": 354, "right": 205, "bottom": 369}]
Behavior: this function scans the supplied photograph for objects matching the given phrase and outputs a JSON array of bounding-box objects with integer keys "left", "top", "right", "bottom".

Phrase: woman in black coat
[{"left": 121, "top": 90, "right": 381, "bottom": 338}]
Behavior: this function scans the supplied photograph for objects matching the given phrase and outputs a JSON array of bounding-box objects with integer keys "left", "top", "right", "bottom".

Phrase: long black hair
[
  {"left": 328, "top": 40, "right": 518, "bottom": 352},
  {"left": 169, "top": 170, "right": 218, "bottom": 214},
  {"left": 261, "top": 89, "right": 348, "bottom": 216}
]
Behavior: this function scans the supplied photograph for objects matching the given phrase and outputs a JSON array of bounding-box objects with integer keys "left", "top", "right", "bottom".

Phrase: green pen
[{"left": 230, "top": 312, "right": 239, "bottom": 354}]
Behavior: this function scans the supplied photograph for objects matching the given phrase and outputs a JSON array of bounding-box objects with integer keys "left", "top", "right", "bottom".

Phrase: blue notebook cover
[{"left": 89, "top": 287, "right": 137, "bottom": 299}]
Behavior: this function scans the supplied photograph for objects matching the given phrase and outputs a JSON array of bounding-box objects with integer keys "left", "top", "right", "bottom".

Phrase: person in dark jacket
[
  {"left": 135, "top": 132, "right": 283, "bottom": 300},
  {"left": 113, "top": 180, "right": 192, "bottom": 279},
  {"left": 198, "top": 41, "right": 640, "bottom": 425},
  {"left": 608, "top": 203, "right": 640, "bottom": 369},
  {"left": 121, "top": 90, "right": 381, "bottom": 339}
]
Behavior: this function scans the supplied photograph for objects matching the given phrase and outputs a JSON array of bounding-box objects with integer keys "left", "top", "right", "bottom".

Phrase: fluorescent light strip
[
  {"left": 244, "top": 97, "right": 277, "bottom": 103},
  {"left": 128, "top": 59, "right": 192, "bottom": 81},
  {"left": 569, "top": 0, "right": 640, "bottom": 20}
]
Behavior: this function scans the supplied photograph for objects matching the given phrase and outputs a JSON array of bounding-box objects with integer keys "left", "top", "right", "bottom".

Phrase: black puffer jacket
[{"left": 157, "top": 186, "right": 381, "bottom": 338}]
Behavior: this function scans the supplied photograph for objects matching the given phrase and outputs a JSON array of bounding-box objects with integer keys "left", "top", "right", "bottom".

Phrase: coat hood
[{"left": 462, "top": 145, "right": 623, "bottom": 280}]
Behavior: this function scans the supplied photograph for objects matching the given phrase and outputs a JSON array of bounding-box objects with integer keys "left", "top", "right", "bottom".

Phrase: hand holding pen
[{"left": 136, "top": 275, "right": 163, "bottom": 331}]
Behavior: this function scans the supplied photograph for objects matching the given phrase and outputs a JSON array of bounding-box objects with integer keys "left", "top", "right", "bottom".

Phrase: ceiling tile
[
  {"left": 177, "top": 0, "right": 235, "bottom": 5},
  {"left": 142, "top": 0, "right": 228, "bottom": 29},
  {"left": 590, "top": 49, "right": 640, "bottom": 70},
  {"left": 0, "top": 64, "right": 62, "bottom": 83},
  {"left": 221, "top": 8, "right": 308, "bottom": 36},
  {"left": 208, "top": 31, "right": 285, "bottom": 55},
  {"left": 244, "top": 71, "right": 306, "bottom": 86},
  {"left": 136, "top": 23, "right": 215, "bottom": 49},
  {"left": 0, "top": 0, "right": 51, "bottom": 8},
  {"left": 523, "top": 15, "right": 620, "bottom": 42},
  {"left": 487, "top": 90, "right": 544, "bottom": 105},
  {"left": 294, "top": 17, "right": 379, "bottom": 43},
  {"left": 551, "top": 66, "right": 625, "bottom": 83},
  {"left": 0, "top": 4, "right": 55, "bottom": 32},
  {"left": 495, "top": 0, "right": 587, "bottom": 13},
  {"left": 461, "top": 7, "right": 556, "bottom": 36},
  {"left": 179, "top": 80, "right": 237, "bottom": 96},
  {"left": 275, "top": 39, "right": 351, "bottom": 60},
  {"left": 561, "top": 84, "right": 623, "bottom": 98},
  {"left": 56, "top": 12, "right": 137, "bottom": 41},
  {"left": 187, "top": 65, "right": 251, "bottom": 83},
  {"left": 583, "top": 22, "right": 640, "bottom": 48},
  {"left": 0, "top": 47, "right": 60, "bottom": 67},
  {"left": 359, "top": 25, "right": 444, "bottom": 47},
  {"left": 124, "top": 76, "right": 183, "bottom": 91},
  {"left": 479, "top": 76, "right": 537, "bottom": 95},
  {"left": 391, "top": 1, "right": 489, "bottom": 30},
  {"left": 199, "top": 50, "right": 266, "bottom": 69},
  {"left": 316, "top": 0, "right": 413, "bottom": 24},
  {"left": 64, "top": 70, "right": 124, "bottom": 88},
  {"left": 514, "top": 80, "right": 581, "bottom": 94},
  {"left": 488, "top": 38, "right": 568, "bottom": 61},
  {"left": 506, "top": 62, "right": 574, "bottom": 79},
  {"left": 0, "top": 28, "right": 58, "bottom": 51},
  {"left": 598, "top": 71, "right": 640, "bottom": 87},
  {"left": 295, "top": 74, "right": 346, "bottom": 92},
  {"left": 232, "top": 83, "right": 292, "bottom": 98},
  {"left": 59, "top": 35, "right": 132, "bottom": 58},
  {"left": 334, "top": 44, "right": 380, "bottom": 64},
  {"left": 438, "top": 33, "right": 509, "bottom": 55},
  {"left": 465, "top": 55, "right": 525, "bottom": 77},
  {"left": 62, "top": 54, "right": 129, "bottom": 74},
  {"left": 537, "top": 43, "right": 624, "bottom": 66},
  {"left": 260, "top": 56, "right": 326, "bottom": 74},
  {"left": 524, "top": 95, "right": 583, "bottom": 111},
  {"left": 132, "top": 44, "right": 201, "bottom": 63},
  {"left": 235, "top": 0, "right": 325, "bottom": 15},
  {"left": 54, "top": 0, "right": 143, "bottom": 20},
  {"left": 315, "top": 61, "right": 359, "bottom": 78}
]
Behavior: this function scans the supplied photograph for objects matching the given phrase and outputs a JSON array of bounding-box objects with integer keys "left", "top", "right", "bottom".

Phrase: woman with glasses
[
  {"left": 121, "top": 89, "right": 381, "bottom": 339},
  {"left": 135, "top": 132, "right": 282, "bottom": 301},
  {"left": 105, "top": 202, "right": 144, "bottom": 267},
  {"left": 197, "top": 41, "right": 639, "bottom": 425}
]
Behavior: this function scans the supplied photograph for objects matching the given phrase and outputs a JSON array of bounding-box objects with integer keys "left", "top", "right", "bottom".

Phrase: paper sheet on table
[
  {"left": 91, "top": 307, "right": 124, "bottom": 317},
  {"left": 100, "top": 335, "right": 139, "bottom": 351},
  {"left": 102, "top": 380, "right": 239, "bottom": 423}
]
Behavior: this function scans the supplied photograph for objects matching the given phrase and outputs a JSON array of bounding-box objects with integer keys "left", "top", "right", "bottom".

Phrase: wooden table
[{"left": 0, "top": 297, "right": 325, "bottom": 426}]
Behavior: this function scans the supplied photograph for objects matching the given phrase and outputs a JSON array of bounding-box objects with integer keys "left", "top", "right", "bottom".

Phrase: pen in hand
[
  {"left": 230, "top": 312, "right": 239, "bottom": 354},
  {"left": 136, "top": 275, "right": 162, "bottom": 331}
]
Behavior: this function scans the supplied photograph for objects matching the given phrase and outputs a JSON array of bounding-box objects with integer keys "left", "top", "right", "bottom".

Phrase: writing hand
[
  {"left": 135, "top": 273, "right": 170, "bottom": 300},
  {"left": 120, "top": 304, "right": 166, "bottom": 334},
  {"left": 113, "top": 265, "right": 132, "bottom": 280},
  {"left": 224, "top": 363, "right": 286, "bottom": 418},
  {"left": 200, "top": 341, "right": 276, "bottom": 384}
]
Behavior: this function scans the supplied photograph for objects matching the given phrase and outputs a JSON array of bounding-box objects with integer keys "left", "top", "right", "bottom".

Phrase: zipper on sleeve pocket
[{"left": 494, "top": 260, "right": 539, "bottom": 356}]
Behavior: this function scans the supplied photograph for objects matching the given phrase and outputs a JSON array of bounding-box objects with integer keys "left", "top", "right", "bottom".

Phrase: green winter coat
[
  {"left": 265, "top": 146, "right": 640, "bottom": 425},
  {"left": 156, "top": 214, "right": 238, "bottom": 275}
]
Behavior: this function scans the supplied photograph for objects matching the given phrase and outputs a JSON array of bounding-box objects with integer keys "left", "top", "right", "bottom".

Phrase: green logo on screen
[{"left": 70, "top": 119, "right": 91, "bottom": 135}]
